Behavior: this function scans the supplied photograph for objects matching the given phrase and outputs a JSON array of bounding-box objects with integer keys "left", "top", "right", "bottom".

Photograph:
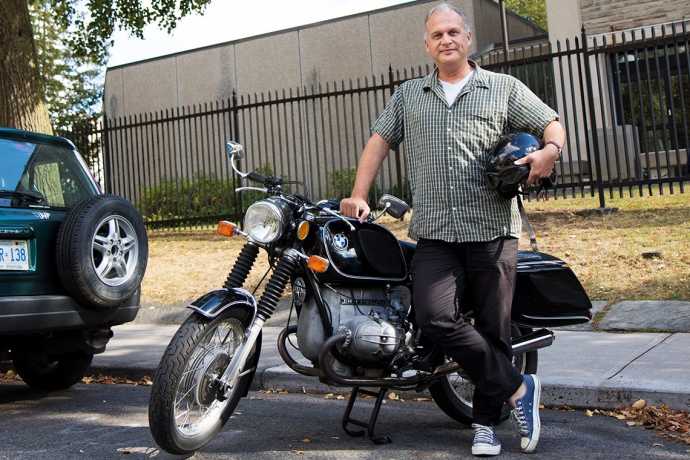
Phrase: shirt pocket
[{"left": 465, "top": 107, "right": 505, "bottom": 151}]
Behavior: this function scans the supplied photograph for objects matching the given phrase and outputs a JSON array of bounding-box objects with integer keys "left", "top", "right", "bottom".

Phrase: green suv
[{"left": 0, "top": 127, "right": 147, "bottom": 390}]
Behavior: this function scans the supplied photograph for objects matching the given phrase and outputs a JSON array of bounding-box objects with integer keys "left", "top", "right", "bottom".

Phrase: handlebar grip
[{"left": 246, "top": 171, "right": 267, "bottom": 183}]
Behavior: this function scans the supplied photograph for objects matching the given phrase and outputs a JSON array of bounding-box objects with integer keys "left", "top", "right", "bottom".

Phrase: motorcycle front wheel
[
  {"left": 148, "top": 309, "right": 260, "bottom": 455},
  {"left": 428, "top": 325, "right": 537, "bottom": 425}
]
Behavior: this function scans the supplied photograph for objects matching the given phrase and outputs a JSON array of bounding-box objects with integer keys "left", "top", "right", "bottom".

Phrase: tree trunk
[{"left": 0, "top": 0, "right": 53, "bottom": 134}]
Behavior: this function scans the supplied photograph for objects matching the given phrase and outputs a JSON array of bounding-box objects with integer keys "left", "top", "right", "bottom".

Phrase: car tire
[
  {"left": 13, "top": 352, "right": 93, "bottom": 390},
  {"left": 56, "top": 194, "right": 148, "bottom": 309}
]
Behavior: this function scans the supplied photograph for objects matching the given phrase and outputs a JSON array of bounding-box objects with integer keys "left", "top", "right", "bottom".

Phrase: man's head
[
  {"left": 424, "top": 4, "right": 471, "bottom": 36},
  {"left": 424, "top": 4, "right": 473, "bottom": 71}
]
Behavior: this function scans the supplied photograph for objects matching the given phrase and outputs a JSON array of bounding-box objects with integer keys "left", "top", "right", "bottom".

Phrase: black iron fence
[{"left": 68, "top": 23, "right": 689, "bottom": 229}]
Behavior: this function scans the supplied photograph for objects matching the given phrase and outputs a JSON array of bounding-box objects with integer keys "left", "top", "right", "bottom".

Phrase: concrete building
[{"left": 103, "top": 0, "right": 546, "bottom": 119}]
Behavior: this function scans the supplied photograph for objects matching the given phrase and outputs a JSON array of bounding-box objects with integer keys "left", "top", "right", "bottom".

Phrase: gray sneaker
[
  {"left": 511, "top": 374, "right": 542, "bottom": 453},
  {"left": 471, "top": 423, "right": 501, "bottom": 456}
]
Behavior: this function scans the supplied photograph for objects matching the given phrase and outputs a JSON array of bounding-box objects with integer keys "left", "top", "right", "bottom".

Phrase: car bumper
[{"left": 0, "top": 291, "right": 140, "bottom": 334}]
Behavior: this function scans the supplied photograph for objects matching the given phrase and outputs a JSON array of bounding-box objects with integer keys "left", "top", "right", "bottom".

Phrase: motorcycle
[{"left": 148, "top": 141, "right": 593, "bottom": 455}]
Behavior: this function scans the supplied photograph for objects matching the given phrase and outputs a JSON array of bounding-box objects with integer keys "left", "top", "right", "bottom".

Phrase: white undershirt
[{"left": 440, "top": 71, "right": 474, "bottom": 106}]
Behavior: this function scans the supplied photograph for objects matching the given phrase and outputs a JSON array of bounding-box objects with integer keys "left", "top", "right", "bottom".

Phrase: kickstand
[{"left": 341, "top": 387, "right": 392, "bottom": 444}]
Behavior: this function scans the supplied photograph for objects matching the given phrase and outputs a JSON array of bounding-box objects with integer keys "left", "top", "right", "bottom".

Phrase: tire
[
  {"left": 13, "top": 352, "right": 93, "bottom": 390},
  {"left": 56, "top": 194, "right": 148, "bottom": 309},
  {"left": 148, "top": 309, "right": 261, "bottom": 455},
  {"left": 428, "top": 326, "right": 538, "bottom": 425}
]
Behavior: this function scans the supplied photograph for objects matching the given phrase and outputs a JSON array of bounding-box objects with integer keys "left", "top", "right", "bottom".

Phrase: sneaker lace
[
  {"left": 472, "top": 424, "right": 495, "bottom": 444},
  {"left": 510, "top": 403, "right": 529, "bottom": 437}
]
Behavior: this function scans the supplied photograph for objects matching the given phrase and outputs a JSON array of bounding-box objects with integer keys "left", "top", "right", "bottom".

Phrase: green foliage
[
  {"left": 325, "top": 167, "right": 411, "bottom": 206},
  {"left": 29, "top": 1, "right": 103, "bottom": 131},
  {"left": 64, "top": 0, "right": 213, "bottom": 66},
  {"left": 502, "top": 0, "right": 548, "bottom": 30},
  {"left": 138, "top": 164, "right": 281, "bottom": 225},
  {"left": 325, "top": 167, "right": 357, "bottom": 200},
  {"left": 138, "top": 172, "right": 239, "bottom": 223}
]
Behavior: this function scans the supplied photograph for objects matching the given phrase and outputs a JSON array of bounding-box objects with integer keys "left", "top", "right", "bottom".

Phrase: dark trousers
[{"left": 410, "top": 237, "right": 523, "bottom": 426}]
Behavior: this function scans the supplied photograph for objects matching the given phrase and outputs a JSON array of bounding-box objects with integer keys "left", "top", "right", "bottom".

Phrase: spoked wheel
[
  {"left": 428, "top": 325, "right": 538, "bottom": 425},
  {"left": 148, "top": 309, "right": 261, "bottom": 455}
]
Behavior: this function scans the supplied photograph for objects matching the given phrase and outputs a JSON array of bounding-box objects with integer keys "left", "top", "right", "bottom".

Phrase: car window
[{"left": 0, "top": 139, "right": 98, "bottom": 209}]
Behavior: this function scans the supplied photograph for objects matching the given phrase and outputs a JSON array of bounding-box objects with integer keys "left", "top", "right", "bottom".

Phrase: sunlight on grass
[{"left": 142, "top": 191, "right": 690, "bottom": 305}]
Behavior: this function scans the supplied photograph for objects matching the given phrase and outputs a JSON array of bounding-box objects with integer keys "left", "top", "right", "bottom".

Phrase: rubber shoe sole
[
  {"left": 472, "top": 443, "right": 501, "bottom": 456},
  {"left": 520, "top": 374, "right": 541, "bottom": 454}
]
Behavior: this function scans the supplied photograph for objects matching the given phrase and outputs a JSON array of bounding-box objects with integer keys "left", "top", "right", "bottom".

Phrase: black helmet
[{"left": 485, "top": 132, "right": 541, "bottom": 198}]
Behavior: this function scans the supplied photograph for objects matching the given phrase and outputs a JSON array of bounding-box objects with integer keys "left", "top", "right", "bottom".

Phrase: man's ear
[
  {"left": 467, "top": 31, "right": 472, "bottom": 45},
  {"left": 424, "top": 39, "right": 429, "bottom": 53}
]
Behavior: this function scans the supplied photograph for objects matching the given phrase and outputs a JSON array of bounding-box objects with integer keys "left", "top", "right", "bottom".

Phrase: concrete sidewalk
[{"left": 90, "top": 299, "right": 690, "bottom": 411}]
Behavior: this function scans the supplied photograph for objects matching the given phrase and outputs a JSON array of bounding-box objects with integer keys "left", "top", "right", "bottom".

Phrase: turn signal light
[
  {"left": 297, "top": 220, "right": 310, "bottom": 240},
  {"left": 217, "top": 221, "right": 237, "bottom": 237},
  {"left": 307, "top": 255, "right": 329, "bottom": 273}
]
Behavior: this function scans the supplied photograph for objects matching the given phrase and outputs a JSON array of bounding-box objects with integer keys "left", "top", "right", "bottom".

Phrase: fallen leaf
[
  {"left": 585, "top": 410, "right": 593, "bottom": 417},
  {"left": 291, "top": 450, "right": 305, "bottom": 455},
  {"left": 301, "top": 439, "right": 310, "bottom": 444},
  {"left": 554, "top": 405, "right": 574, "bottom": 412},
  {"left": 653, "top": 443, "right": 663, "bottom": 447},
  {"left": 336, "top": 395, "right": 345, "bottom": 400},
  {"left": 594, "top": 402, "right": 690, "bottom": 445},
  {"left": 633, "top": 399, "right": 646, "bottom": 409},
  {"left": 388, "top": 392, "right": 399, "bottom": 400}
]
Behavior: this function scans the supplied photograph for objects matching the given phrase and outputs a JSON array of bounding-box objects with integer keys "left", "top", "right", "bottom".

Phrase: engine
[{"left": 294, "top": 279, "right": 411, "bottom": 365}]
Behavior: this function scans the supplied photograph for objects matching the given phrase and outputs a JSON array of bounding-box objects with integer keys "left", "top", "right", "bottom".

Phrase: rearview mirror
[
  {"left": 378, "top": 194, "right": 409, "bottom": 220},
  {"left": 226, "top": 141, "right": 244, "bottom": 160}
]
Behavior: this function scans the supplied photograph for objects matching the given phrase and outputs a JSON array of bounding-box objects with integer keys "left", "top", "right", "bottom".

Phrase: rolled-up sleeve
[
  {"left": 507, "top": 80, "right": 560, "bottom": 139},
  {"left": 372, "top": 88, "right": 406, "bottom": 151}
]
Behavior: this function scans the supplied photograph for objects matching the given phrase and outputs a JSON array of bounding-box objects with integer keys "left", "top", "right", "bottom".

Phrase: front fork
[{"left": 215, "top": 246, "right": 299, "bottom": 399}]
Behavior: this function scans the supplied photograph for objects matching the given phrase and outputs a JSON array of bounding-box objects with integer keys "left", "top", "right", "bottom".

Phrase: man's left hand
[{"left": 513, "top": 144, "right": 559, "bottom": 185}]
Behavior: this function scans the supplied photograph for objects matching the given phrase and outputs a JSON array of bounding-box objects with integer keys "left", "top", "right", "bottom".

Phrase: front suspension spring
[
  {"left": 223, "top": 242, "right": 260, "bottom": 289},
  {"left": 255, "top": 254, "right": 297, "bottom": 321}
]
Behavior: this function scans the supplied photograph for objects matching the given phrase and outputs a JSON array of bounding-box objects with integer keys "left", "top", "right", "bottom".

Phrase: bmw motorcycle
[{"left": 148, "top": 141, "right": 592, "bottom": 455}]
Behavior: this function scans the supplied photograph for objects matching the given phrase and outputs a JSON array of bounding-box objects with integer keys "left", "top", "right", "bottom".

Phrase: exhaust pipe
[
  {"left": 277, "top": 325, "right": 555, "bottom": 387},
  {"left": 512, "top": 328, "right": 555, "bottom": 355}
]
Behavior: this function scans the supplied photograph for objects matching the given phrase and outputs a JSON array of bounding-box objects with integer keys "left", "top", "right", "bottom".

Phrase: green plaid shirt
[{"left": 373, "top": 62, "right": 559, "bottom": 243}]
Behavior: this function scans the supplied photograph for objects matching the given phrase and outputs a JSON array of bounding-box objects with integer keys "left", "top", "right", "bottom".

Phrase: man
[{"left": 340, "top": 3, "right": 565, "bottom": 457}]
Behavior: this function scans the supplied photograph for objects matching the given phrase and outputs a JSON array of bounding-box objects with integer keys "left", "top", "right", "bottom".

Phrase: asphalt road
[{"left": 0, "top": 381, "right": 688, "bottom": 459}]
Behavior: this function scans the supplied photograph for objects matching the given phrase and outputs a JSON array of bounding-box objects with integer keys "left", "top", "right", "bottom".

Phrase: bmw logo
[{"left": 333, "top": 233, "right": 348, "bottom": 251}]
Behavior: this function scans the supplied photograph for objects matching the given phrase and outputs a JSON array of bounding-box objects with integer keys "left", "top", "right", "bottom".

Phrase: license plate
[{"left": 0, "top": 240, "right": 30, "bottom": 271}]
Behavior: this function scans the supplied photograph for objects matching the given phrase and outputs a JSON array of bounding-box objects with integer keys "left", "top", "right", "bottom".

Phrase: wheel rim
[
  {"left": 91, "top": 215, "right": 139, "bottom": 287},
  {"left": 444, "top": 326, "right": 527, "bottom": 407},
  {"left": 173, "top": 319, "right": 244, "bottom": 438}
]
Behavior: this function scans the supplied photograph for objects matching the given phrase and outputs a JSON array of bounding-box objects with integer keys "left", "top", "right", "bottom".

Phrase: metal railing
[{"left": 65, "top": 24, "right": 689, "bottom": 229}]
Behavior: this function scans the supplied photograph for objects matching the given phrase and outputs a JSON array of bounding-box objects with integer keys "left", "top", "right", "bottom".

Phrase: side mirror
[
  {"left": 226, "top": 141, "right": 244, "bottom": 160},
  {"left": 378, "top": 194, "right": 409, "bottom": 220}
]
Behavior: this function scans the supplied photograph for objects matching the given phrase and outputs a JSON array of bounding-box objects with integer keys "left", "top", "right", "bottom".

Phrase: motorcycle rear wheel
[
  {"left": 148, "top": 309, "right": 260, "bottom": 455},
  {"left": 428, "top": 326, "right": 538, "bottom": 425}
]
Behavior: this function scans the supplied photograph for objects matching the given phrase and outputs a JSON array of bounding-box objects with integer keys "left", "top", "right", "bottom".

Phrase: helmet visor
[{"left": 484, "top": 165, "right": 530, "bottom": 189}]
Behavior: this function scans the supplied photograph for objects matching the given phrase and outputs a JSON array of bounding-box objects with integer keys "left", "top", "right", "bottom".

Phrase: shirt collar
[{"left": 422, "top": 60, "right": 489, "bottom": 93}]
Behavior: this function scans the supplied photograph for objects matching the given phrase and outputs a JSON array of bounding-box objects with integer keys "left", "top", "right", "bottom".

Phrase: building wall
[
  {"left": 104, "top": 0, "right": 546, "bottom": 119},
  {"left": 580, "top": 0, "right": 690, "bottom": 35}
]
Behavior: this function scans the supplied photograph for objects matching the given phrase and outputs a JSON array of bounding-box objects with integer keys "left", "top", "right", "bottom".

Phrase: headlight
[{"left": 244, "top": 199, "right": 291, "bottom": 243}]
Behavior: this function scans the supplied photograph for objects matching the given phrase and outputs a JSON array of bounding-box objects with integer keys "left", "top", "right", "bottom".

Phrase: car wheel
[
  {"left": 13, "top": 352, "right": 93, "bottom": 390},
  {"left": 56, "top": 194, "right": 148, "bottom": 309}
]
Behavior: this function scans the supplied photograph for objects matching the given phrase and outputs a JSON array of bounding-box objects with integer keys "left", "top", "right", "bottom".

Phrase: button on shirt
[{"left": 372, "top": 62, "right": 559, "bottom": 243}]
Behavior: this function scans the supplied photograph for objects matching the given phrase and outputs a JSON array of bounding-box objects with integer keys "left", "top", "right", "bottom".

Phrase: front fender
[{"left": 187, "top": 288, "right": 257, "bottom": 321}]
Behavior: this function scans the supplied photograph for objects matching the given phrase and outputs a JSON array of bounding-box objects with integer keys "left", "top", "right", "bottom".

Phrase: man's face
[{"left": 424, "top": 11, "right": 472, "bottom": 68}]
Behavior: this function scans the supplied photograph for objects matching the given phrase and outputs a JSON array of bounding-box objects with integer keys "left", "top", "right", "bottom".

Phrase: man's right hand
[{"left": 340, "top": 197, "right": 370, "bottom": 223}]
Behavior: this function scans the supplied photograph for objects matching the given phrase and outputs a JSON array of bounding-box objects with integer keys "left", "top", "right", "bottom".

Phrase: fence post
[
  {"left": 581, "top": 26, "right": 606, "bottom": 208},
  {"left": 231, "top": 90, "right": 245, "bottom": 224},
  {"left": 102, "top": 117, "right": 112, "bottom": 194},
  {"left": 388, "top": 65, "right": 404, "bottom": 201}
]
